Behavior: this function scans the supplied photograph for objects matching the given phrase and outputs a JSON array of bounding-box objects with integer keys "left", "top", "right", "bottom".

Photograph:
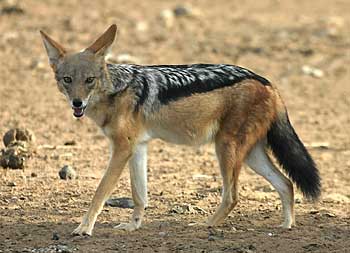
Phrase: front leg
[
  {"left": 72, "top": 139, "right": 132, "bottom": 236},
  {"left": 115, "top": 143, "right": 148, "bottom": 231}
]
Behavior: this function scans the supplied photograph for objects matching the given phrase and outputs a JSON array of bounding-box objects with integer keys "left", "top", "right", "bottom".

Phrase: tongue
[{"left": 73, "top": 107, "right": 84, "bottom": 118}]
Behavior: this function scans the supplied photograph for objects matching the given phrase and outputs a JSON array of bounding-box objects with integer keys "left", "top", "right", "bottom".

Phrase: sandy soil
[{"left": 0, "top": 0, "right": 349, "bottom": 252}]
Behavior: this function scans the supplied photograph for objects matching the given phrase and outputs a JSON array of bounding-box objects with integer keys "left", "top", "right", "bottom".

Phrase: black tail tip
[
  {"left": 295, "top": 159, "right": 321, "bottom": 202},
  {"left": 303, "top": 182, "right": 321, "bottom": 202}
]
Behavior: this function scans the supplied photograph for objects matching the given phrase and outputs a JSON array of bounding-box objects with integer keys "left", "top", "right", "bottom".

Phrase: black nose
[{"left": 72, "top": 98, "right": 83, "bottom": 108}]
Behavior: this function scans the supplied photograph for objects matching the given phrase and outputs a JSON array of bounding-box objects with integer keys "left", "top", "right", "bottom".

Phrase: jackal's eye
[
  {"left": 63, "top": 76, "right": 72, "bottom": 84},
  {"left": 85, "top": 77, "right": 95, "bottom": 84}
]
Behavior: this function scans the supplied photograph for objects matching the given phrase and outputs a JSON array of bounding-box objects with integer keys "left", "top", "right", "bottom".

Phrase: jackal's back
[{"left": 107, "top": 64, "right": 270, "bottom": 112}]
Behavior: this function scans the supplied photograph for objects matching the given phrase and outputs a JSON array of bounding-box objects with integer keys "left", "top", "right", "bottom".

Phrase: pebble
[
  {"left": 173, "top": 6, "right": 191, "bottom": 17},
  {"left": 58, "top": 165, "right": 77, "bottom": 180},
  {"left": 301, "top": 65, "right": 324, "bottom": 78},
  {"left": 29, "top": 59, "right": 46, "bottom": 70},
  {"left": 0, "top": 132, "right": 31, "bottom": 169},
  {"left": 52, "top": 232, "right": 60, "bottom": 240},
  {"left": 255, "top": 185, "right": 274, "bottom": 193},
  {"left": 192, "top": 174, "right": 212, "bottom": 180},
  {"left": 303, "top": 243, "right": 320, "bottom": 251},
  {"left": 63, "top": 140, "right": 76, "bottom": 146},
  {"left": 173, "top": 5, "right": 201, "bottom": 17},
  {"left": 1, "top": 3, "right": 24, "bottom": 15},
  {"left": 295, "top": 198, "right": 302, "bottom": 204},
  {"left": 105, "top": 197, "right": 134, "bottom": 209},
  {"left": 208, "top": 235, "right": 215, "bottom": 241},
  {"left": 159, "top": 231, "right": 167, "bottom": 237},
  {"left": 325, "top": 212, "right": 336, "bottom": 218},
  {"left": 136, "top": 21, "right": 149, "bottom": 32},
  {"left": 7, "top": 181, "right": 16, "bottom": 187},
  {"left": 160, "top": 9, "right": 175, "bottom": 28},
  {"left": 169, "top": 203, "right": 206, "bottom": 214},
  {"left": 1, "top": 149, "right": 26, "bottom": 170},
  {"left": 3, "top": 128, "right": 35, "bottom": 147}
]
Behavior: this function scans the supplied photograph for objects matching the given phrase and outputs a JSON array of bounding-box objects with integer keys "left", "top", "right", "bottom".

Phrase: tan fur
[{"left": 40, "top": 25, "right": 294, "bottom": 236}]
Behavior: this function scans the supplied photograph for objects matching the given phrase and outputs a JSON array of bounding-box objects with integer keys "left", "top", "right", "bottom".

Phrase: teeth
[{"left": 73, "top": 107, "right": 85, "bottom": 117}]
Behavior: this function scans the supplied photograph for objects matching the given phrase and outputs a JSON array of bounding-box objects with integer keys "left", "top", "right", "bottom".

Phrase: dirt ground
[{"left": 0, "top": 0, "right": 349, "bottom": 252}]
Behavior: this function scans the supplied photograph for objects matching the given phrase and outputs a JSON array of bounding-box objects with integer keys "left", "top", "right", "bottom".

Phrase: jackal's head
[{"left": 40, "top": 25, "right": 117, "bottom": 118}]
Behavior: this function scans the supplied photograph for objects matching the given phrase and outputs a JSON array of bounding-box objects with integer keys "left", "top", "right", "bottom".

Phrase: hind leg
[
  {"left": 207, "top": 136, "right": 243, "bottom": 226},
  {"left": 246, "top": 140, "right": 295, "bottom": 228}
]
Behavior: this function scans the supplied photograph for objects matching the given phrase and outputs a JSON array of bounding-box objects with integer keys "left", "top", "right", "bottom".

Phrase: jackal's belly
[{"left": 148, "top": 120, "right": 219, "bottom": 146}]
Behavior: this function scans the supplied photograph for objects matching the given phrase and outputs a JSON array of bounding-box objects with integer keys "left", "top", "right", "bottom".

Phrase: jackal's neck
[{"left": 85, "top": 64, "right": 137, "bottom": 129}]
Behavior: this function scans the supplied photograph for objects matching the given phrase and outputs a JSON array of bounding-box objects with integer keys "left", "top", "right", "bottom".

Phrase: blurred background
[{"left": 0, "top": 0, "right": 349, "bottom": 252}]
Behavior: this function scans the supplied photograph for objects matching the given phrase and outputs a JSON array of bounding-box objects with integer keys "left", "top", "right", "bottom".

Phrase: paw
[
  {"left": 72, "top": 223, "right": 93, "bottom": 236},
  {"left": 114, "top": 222, "right": 139, "bottom": 232},
  {"left": 280, "top": 221, "right": 293, "bottom": 229},
  {"left": 206, "top": 218, "right": 219, "bottom": 227}
]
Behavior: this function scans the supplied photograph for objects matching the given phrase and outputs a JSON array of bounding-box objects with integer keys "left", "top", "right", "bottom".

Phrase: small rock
[
  {"left": 160, "top": 9, "right": 175, "bottom": 28},
  {"left": 52, "top": 232, "right": 60, "bottom": 240},
  {"left": 192, "top": 206, "right": 207, "bottom": 214},
  {"left": 135, "top": 21, "right": 149, "bottom": 32},
  {"left": 208, "top": 235, "right": 215, "bottom": 241},
  {"left": 303, "top": 243, "right": 320, "bottom": 251},
  {"left": 255, "top": 185, "right": 274, "bottom": 192},
  {"left": 56, "top": 244, "right": 74, "bottom": 253},
  {"left": 169, "top": 204, "right": 184, "bottom": 214},
  {"left": 1, "top": 4, "right": 24, "bottom": 15},
  {"left": 158, "top": 231, "right": 166, "bottom": 237},
  {"left": 29, "top": 59, "right": 46, "bottom": 70},
  {"left": 7, "top": 182, "right": 16, "bottom": 187},
  {"left": 301, "top": 65, "right": 324, "bottom": 78},
  {"left": 105, "top": 197, "right": 134, "bottom": 209},
  {"left": 63, "top": 140, "right": 76, "bottom": 146},
  {"left": 324, "top": 212, "right": 336, "bottom": 218},
  {"left": 1, "top": 147, "right": 26, "bottom": 170},
  {"left": 58, "top": 165, "right": 77, "bottom": 180},
  {"left": 169, "top": 203, "right": 203, "bottom": 214},
  {"left": 3, "top": 128, "right": 35, "bottom": 147},
  {"left": 305, "top": 142, "right": 329, "bottom": 149},
  {"left": 173, "top": 5, "right": 201, "bottom": 17},
  {"left": 174, "top": 6, "right": 190, "bottom": 17},
  {"left": 295, "top": 198, "right": 302, "bottom": 204},
  {"left": 192, "top": 174, "right": 212, "bottom": 180}
]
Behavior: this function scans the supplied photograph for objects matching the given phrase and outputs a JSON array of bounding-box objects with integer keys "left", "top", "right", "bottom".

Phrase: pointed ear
[
  {"left": 40, "top": 30, "right": 66, "bottom": 68},
  {"left": 85, "top": 24, "right": 117, "bottom": 57}
]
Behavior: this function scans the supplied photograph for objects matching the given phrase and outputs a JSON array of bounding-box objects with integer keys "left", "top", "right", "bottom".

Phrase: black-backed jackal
[{"left": 40, "top": 25, "right": 321, "bottom": 236}]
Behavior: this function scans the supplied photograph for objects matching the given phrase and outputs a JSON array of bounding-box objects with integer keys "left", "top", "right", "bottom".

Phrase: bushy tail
[{"left": 267, "top": 112, "right": 321, "bottom": 200}]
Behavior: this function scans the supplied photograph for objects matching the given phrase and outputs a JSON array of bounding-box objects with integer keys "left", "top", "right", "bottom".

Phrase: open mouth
[{"left": 72, "top": 106, "right": 86, "bottom": 118}]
